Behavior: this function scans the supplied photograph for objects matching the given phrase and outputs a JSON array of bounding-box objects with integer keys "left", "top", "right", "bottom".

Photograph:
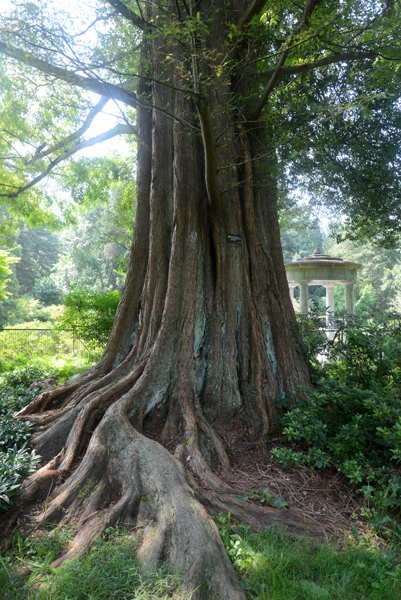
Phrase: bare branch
[
  {"left": 261, "top": 51, "right": 379, "bottom": 80},
  {"left": 0, "top": 124, "right": 136, "bottom": 199},
  {"left": 0, "top": 128, "right": 37, "bottom": 149},
  {"left": 252, "top": 0, "right": 320, "bottom": 121},
  {"left": 104, "top": 0, "right": 148, "bottom": 31},
  {"left": 28, "top": 96, "right": 109, "bottom": 164},
  {"left": 0, "top": 41, "right": 138, "bottom": 108},
  {"left": 237, "top": 0, "right": 268, "bottom": 27},
  {"left": 252, "top": 50, "right": 289, "bottom": 121},
  {"left": 0, "top": 40, "right": 199, "bottom": 127},
  {"left": 71, "top": 14, "right": 115, "bottom": 38}
]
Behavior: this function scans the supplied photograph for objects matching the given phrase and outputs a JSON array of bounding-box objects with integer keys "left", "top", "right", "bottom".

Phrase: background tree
[
  {"left": 31, "top": 277, "right": 63, "bottom": 306},
  {"left": 288, "top": 86, "right": 401, "bottom": 247},
  {"left": 15, "top": 226, "right": 60, "bottom": 296},
  {"left": 0, "top": 248, "right": 18, "bottom": 303},
  {"left": 0, "top": 207, "right": 21, "bottom": 327},
  {"left": 0, "top": 210, "right": 61, "bottom": 326},
  {"left": 53, "top": 152, "right": 135, "bottom": 290},
  {"left": 327, "top": 237, "right": 401, "bottom": 318},
  {"left": 54, "top": 201, "right": 132, "bottom": 293},
  {"left": 0, "top": 150, "right": 133, "bottom": 326},
  {"left": 1, "top": 1, "right": 401, "bottom": 598}
]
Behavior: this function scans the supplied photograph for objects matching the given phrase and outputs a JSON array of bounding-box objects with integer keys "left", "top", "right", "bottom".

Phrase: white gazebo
[{"left": 285, "top": 248, "right": 362, "bottom": 324}]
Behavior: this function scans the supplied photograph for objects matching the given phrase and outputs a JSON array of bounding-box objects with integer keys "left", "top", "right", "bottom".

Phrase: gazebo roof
[{"left": 285, "top": 248, "right": 362, "bottom": 286}]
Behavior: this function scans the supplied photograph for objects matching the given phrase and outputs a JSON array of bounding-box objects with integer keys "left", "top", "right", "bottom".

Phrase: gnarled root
[
  {"left": 3, "top": 268, "right": 317, "bottom": 600},
  {"left": 26, "top": 408, "right": 247, "bottom": 600},
  {"left": 1, "top": 349, "right": 325, "bottom": 600}
]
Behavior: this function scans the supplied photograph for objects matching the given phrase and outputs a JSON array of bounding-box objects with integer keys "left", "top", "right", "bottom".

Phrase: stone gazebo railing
[{"left": 285, "top": 248, "right": 362, "bottom": 325}]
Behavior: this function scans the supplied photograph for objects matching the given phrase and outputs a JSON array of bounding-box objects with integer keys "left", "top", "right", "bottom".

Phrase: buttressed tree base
[{"left": 0, "top": 1, "right": 400, "bottom": 597}]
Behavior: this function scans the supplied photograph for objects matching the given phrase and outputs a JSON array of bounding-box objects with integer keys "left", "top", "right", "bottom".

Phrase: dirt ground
[
  {"left": 223, "top": 440, "right": 364, "bottom": 539},
  {"left": 142, "top": 407, "right": 367, "bottom": 541}
]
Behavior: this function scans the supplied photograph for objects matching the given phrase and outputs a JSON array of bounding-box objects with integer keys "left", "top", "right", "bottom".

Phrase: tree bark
[{"left": 1, "top": 1, "right": 315, "bottom": 598}]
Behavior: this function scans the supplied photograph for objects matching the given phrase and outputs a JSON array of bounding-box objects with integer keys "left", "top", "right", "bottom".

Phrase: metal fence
[{"left": 0, "top": 328, "right": 92, "bottom": 359}]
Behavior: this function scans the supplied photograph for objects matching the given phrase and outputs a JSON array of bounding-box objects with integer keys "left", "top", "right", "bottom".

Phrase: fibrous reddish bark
[{"left": 1, "top": 1, "right": 316, "bottom": 598}]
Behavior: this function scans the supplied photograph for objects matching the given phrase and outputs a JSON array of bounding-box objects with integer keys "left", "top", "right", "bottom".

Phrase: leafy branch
[
  {"left": 252, "top": 0, "right": 320, "bottom": 121},
  {"left": 0, "top": 124, "right": 136, "bottom": 199}
]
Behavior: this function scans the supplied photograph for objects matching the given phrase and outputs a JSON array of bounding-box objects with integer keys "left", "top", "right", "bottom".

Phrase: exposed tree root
[
  {"left": 1, "top": 364, "right": 329, "bottom": 600},
  {"left": 10, "top": 408, "right": 248, "bottom": 599},
  {"left": 3, "top": 262, "right": 316, "bottom": 600}
]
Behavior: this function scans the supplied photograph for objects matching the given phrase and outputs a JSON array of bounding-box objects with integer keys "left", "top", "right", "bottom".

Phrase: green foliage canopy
[{"left": 0, "top": 0, "right": 400, "bottom": 247}]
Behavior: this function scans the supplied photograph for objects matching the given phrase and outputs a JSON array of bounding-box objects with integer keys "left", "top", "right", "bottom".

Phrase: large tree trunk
[{"left": 3, "top": 1, "right": 313, "bottom": 598}]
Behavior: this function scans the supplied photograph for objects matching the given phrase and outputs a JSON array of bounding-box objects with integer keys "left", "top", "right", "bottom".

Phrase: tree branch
[
  {"left": 104, "top": 0, "right": 148, "bottom": 31},
  {"left": 261, "top": 51, "right": 379, "bottom": 80},
  {"left": 0, "top": 124, "right": 136, "bottom": 199},
  {"left": 237, "top": 0, "right": 269, "bottom": 27},
  {"left": 0, "top": 41, "right": 137, "bottom": 108},
  {"left": 252, "top": 0, "right": 320, "bottom": 121},
  {"left": 28, "top": 96, "right": 109, "bottom": 164}
]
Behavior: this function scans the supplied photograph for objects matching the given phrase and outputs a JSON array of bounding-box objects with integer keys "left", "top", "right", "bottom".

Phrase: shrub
[
  {"left": 32, "top": 277, "right": 63, "bottom": 306},
  {"left": 2, "top": 296, "right": 60, "bottom": 327},
  {"left": 0, "top": 360, "right": 93, "bottom": 515},
  {"left": 0, "top": 445, "right": 40, "bottom": 513},
  {"left": 0, "top": 363, "right": 58, "bottom": 388},
  {"left": 293, "top": 307, "right": 329, "bottom": 380},
  {"left": 0, "top": 364, "right": 61, "bottom": 514},
  {"left": 274, "top": 314, "right": 401, "bottom": 537},
  {"left": 55, "top": 286, "right": 121, "bottom": 350}
]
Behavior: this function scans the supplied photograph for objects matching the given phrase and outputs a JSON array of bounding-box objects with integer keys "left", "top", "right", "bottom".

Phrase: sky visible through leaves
[{"left": 0, "top": 0, "right": 127, "bottom": 159}]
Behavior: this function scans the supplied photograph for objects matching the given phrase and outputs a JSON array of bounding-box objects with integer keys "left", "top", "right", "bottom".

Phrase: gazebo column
[
  {"left": 325, "top": 285, "right": 336, "bottom": 327},
  {"left": 299, "top": 283, "right": 309, "bottom": 314},
  {"left": 288, "top": 283, "right": 296, "bottom": 309},
  {"left": 344, "top": 283, "right": 355, "bottom": 315}
]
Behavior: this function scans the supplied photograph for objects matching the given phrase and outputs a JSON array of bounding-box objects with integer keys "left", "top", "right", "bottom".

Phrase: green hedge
[{"left": 273, "top": 314, "right": 401, "bottom": 540}]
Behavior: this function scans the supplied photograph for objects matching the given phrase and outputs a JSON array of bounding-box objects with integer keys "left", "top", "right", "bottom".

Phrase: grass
[
  {"left": 0, "top": 352, "right": 400, "bottom": 599},
  {"left": 0, "top": 522, "right": 400, "bottom": 600},
  {"left": 224, "top": 523, "right": 401, "bottom": 600},
  {"left": 0, "top": 526, "right": 186, "bottom": 600}
]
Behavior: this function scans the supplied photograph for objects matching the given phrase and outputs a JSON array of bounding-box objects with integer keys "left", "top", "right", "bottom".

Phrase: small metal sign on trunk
[{"left": 227, "top": 233, "right": 242, "bottom": 245}]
